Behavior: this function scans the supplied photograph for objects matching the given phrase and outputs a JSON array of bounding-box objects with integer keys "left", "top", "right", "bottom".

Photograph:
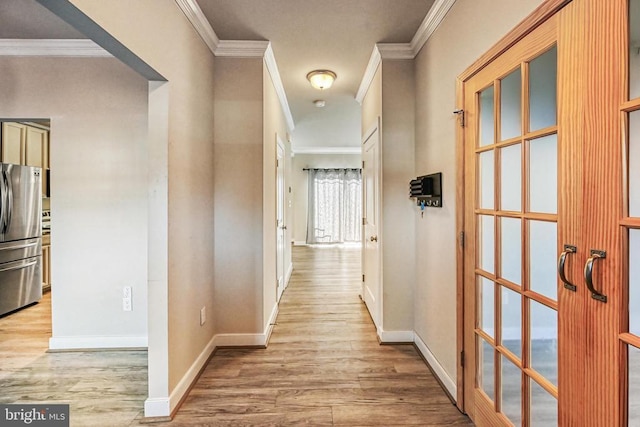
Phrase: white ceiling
[
  {"left": 197, "top": 0, "right": 436, "bottom": 125},
  {"left": 1, "top": 0, "right": 438, "bottom": 151},
  {"left": 0, "top": 0, "right": 84, "bottom": 39}
]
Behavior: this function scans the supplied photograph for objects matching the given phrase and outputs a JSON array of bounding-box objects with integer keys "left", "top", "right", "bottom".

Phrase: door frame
[
  {"left": 276, "top": 135, "right": 286, "bottom": 302},
  {"left": 455, "top": 0, "right": 572, "bottom": 414}
]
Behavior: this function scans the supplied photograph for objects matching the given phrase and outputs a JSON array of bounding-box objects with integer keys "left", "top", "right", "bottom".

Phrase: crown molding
[
  {"left": 410, "top": 0, "right": 457, "bottom": 55},
  {"left": 216, "top": 40, "right": 269, "bottom": 57},
  {"left": 0, "top": 39, "right": 111, "bottom": 57},
  {"left": 264, "top": 44, "right": 295, "bottom": 132},
  {"left": 355, "top": 0, "right": 456, "bottom": 103},
  {"left": 292, "top": 146, "right": 361, "bottom": 155},
  {"left": 174, "top": 0, "right": 220, "bottom": 55},
  {"left": 376, "top": 43, "right": 414, "bottom": 60},
  {"left": 355, "top": 46, "right": 381, "bottom": 104}
]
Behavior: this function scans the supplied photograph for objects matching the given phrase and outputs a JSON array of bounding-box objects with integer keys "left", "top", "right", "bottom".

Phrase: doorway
[{"left": 458, "top": 0, "right": 635, "bottom": 425}]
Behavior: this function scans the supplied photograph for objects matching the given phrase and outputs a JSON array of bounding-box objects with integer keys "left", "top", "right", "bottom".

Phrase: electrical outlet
[
  {"left": 123, "top": 286, "right": 132, "bottom": 312},
  {"left": 200, "top": 306, "right": 206, "bottom": 326}
]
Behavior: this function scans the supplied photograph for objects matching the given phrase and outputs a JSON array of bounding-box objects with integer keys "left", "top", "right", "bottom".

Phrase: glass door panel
[
  {"left": 529, "top": 46, "right": 558, "bottom": 132},
  {"left": 530, "top": 300, "right": 558, "bottom": 387},
  {"left": 630, "top": 0, "right": 640, "bottom": 99},
  {"left": 480, "top": 85, "right": 496, "bottom": 147},
  {"left": 501, "top": 355, "right": 522, "bottom": 425},
  {"left": 501, "top": 143, "right": 522, "bottom": 211},
  {"left": 500, "top": 217, "right": 522, "bottom": 286},
  {"left": 528, "top": 134, "right": 558, "bottom": 214},
  {"left": 529, "top": 220, "right": 558, "bottom": 300},
  {"left": 501, "top": 286, "right": 522, "bottom": 358},
  {"left": 530, "top": 378, "right": 558, "bottom": 426},
  {"left": 501, "top": 69, "right": 523, "bottom": 141},
  {"left": 479, "top": 150, "right": 495, "bottom": 209}
]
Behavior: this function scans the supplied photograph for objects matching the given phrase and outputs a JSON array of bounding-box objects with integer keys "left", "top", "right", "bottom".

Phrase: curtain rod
[{"left": 303, "top": 168, "right": 362, "bottom": 172}]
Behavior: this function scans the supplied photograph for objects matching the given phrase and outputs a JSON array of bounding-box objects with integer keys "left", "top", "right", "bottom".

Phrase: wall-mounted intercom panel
[{"left": 409, "top": 172, "right": 442, "bottom": 208}]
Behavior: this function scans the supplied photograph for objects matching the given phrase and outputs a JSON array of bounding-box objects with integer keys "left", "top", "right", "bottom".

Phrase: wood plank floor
[
  {"left": 148, "top": 245, "right": 473, "bottom": 426},
  {"left": 0, "top": 245, "right": 473, "bottom": 426},
  {"left": 0, "top": 292, "right": 148, "bottom": 426}
]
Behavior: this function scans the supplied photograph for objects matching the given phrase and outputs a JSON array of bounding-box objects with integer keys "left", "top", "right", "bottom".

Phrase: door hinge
[
  {"left": 362, "top": 218, "right": 366, "bottom": 226},
  {"left": 362, "top": 161, "right": 365, "bottom": 168},
  {"left": 453, "top": 109, "right": 465, "bottom": 127},
  {"left": 459, "top": 231, "right": 465, "bottom": 248},
  {"left": 460, "top": 350, "right": 465, "bottom": 368},
  {"left": 362, "top": 274, "right": 365, "bottom": 282}
]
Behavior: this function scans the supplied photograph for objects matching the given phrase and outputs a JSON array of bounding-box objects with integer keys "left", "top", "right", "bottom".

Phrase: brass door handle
[
  {"left": 557, "top": 244, "right": 577, "bottom": 291},
  {"left": 584, "top": 249, "right": 607, "bottom": 303},
  {"left": 370, "top": 236, "right": 378, "bottom": 242}
]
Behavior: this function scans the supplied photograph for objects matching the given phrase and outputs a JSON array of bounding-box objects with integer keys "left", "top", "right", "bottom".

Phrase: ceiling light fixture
[
  {"left": 313, "top": 100, "right": 326, "bottom": 108},
  {"left": 306, "top": 70, "right": 337, "bottom": 90}
]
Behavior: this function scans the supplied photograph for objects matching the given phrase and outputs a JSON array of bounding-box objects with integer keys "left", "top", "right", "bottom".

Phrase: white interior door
[
  {"left": 362, "top": 123, "right": 381, "bottom": 328},
  {"left": 276, "top": 139, "right": 285, "bottom": 301}
]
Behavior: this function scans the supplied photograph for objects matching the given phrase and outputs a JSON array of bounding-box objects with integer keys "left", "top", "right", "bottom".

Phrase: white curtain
[{"left": 306, "top": 168, "right": 362, "bottom": 244}]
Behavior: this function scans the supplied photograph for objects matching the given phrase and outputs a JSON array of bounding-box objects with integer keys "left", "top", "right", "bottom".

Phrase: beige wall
[
  {"left": 380, "top": 60, "right": 416, "bottom": 332},
  {"left": 0, "top": 56, "right": 148, "bottom": 343},
  {"left": 413, "top": 0, "right": 545, "bottom": 383},
  {"left": 69, "top": 0, "right": 218, "bottom": 405},
  {"left": 213, "top": 58, "right": 263, "bottom": 333},
  {"left": 291, "top": 153, "right": 362, "bottom": 244}
]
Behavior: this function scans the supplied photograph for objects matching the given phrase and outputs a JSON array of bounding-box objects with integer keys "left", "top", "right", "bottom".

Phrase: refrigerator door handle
[
  {"left": 5, "top": 169, "right": 13, "bottom": 233},
  {"left": 1, "top": 241, "right": 39, "bottom": 251},
  {"left": 0, "top": 170, "right": 7, "bottom": 234},
  {"left": 0, "top": 259, "right": 37, "bottom": 273},
  {"left": 0, "top": 170, "right": 4, "bottom": 235}
]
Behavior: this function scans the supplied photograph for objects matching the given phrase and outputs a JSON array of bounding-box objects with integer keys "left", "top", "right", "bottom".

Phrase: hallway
[{"left": 155, "top": 245, "right": 472, "bottom": 426}]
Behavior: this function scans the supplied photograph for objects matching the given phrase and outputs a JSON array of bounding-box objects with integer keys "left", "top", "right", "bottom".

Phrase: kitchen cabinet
[
  {"left": 1, "top": 122, "right": 50, "bottom": 197},
  {"left": 42, "top": 234, "right": 51, "bottom": 291}
]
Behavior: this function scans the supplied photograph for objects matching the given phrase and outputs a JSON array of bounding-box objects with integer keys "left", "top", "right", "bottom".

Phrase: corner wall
[
  {"left": 413, "top": 0, "right": 545, "bottom": 387},
  {"left": 67, "top": 0, "right": 218, "bottom": 414}
]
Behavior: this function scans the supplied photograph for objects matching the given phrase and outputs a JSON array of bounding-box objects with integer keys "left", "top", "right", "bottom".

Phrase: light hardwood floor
[
  {"left": 0, "top": 245, "right": 472, "bottom": 426},
  {"left": 145, "top": 245, "right": 472, "bottom": 426},
  {"left": 0, "top": 292, "right": 148, "bottom": 426}
]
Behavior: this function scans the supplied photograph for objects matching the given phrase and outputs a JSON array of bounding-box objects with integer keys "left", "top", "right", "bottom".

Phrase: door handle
[
  {"left": 370, "top": 235, "right": 378, "bottom": 242},
  {"left": 557, "top": 244, "right": 577, "bottom": 291},
  {"left": 0, "top": 259, "right": 37, "bottom": 273},
  {"left": 584, "top": 249, "right": 607, "bottom": 303}
]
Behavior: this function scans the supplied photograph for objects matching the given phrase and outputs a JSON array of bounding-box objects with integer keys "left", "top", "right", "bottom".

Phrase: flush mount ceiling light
[
  {"left": 313, "top": 100, "right": 326, "bottom": 108},
  {"left": 306, "top": 70, "right": 337, "bottom": 90}
]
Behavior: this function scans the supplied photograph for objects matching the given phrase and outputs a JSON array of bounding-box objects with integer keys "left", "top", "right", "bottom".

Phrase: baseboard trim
[
  {"left": 49, "top": 335, "right": 148, "bottom": 350},
  {"left": 285, "top": 263, "right": 293, "bottom": 288},
  {"left": 378, "top": 329, "right": 415, "bottom": 343},
  {"left": 293, "top": 241, "right": 306, "bottom": 246},
  {"left": 414, "top": 332, "right": 457, "bottom": 399},
  {"left": 144, "top": 317, "right": 280, "bottom": 420},
  {"left": 143, "top": 398, "right": 171, "bottom": 420}
]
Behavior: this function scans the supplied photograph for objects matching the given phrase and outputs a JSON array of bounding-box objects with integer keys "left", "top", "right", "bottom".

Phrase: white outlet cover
[{"left": 200, "top": 306, "right": 206, "bottom": 325}]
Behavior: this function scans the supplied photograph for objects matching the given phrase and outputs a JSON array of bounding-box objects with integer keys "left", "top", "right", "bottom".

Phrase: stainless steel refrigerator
[{"left": 0, "top": 163, "right": 42, "bottom": 316}]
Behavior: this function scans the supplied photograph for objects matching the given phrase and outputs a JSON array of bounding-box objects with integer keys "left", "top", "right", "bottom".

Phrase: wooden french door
[{"left": 460, "top": 0, "right": 635, "bottom": 425}]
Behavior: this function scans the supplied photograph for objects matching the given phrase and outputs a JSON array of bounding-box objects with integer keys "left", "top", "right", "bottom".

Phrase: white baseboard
[
  {"left": 293, "top": 241, "right": 306, "bottom": 246},
  {"left": 49, "top": 335, "right": 148, "bottom": 350},
  {"left": 285, "top": 262, "right": 293, "bottom": 288},
  {"left": 414, "top": 332, "right": 456, "bottom": 398},
  {"left": 378, "top": 329, "right": 415, "bottom": 343},
  {"left": 143, "top": 397, "right": 171, "bottom": 419},
  {"left": 144, "top": 308, "right": 281, "bottom": 419},
  {"left": 166, "top": 333, "right": 217, "bottom": 415}
]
